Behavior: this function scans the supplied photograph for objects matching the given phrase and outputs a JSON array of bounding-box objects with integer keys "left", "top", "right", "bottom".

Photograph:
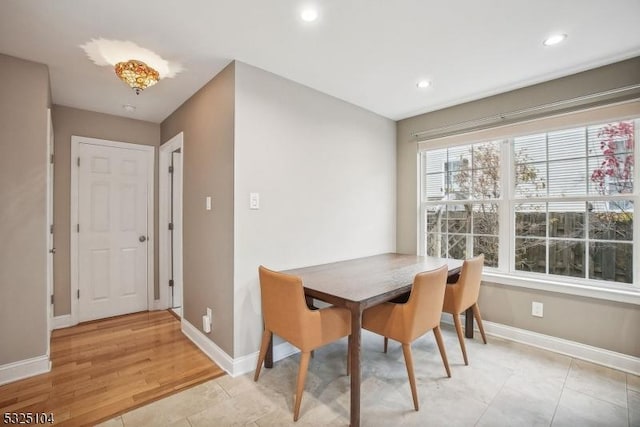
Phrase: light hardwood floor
[{"left": 0, "top": 310, "right": 225, "bottom": 427}]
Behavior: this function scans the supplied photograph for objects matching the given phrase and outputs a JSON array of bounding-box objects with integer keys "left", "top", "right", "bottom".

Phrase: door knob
[
  {"left": 139, "top": 236, "right": 147, "bottom": 242},
  {"left": 49, "top": 248, "right": 56, "bottom": 254}
]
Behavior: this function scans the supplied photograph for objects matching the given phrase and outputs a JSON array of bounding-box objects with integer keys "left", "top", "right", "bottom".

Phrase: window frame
[{"left": 417, "top": 108, "right": 640, "bottom": 302}]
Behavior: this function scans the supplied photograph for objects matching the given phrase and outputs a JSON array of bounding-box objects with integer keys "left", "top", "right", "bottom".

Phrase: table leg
[
  {"left": 265, "top": 332, "right": 274, "bottom": 369},
  {"left": 465, "top": 307, "right": 474, "bottom": 339},
  {"left": 347, "top": 302, "right": 362, "bottom": 427}
]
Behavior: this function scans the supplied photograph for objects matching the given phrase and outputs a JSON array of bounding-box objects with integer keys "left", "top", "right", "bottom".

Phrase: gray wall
[
  {"left": 233, "top": 62, "right": 396, "bottom": 357},
  {"left": 158, "top": 60, "right": 396, "bottom": 359},
  {"left": 51, "top": 106, "right": 160, "bottom": 316},
  {"left": 397, "top": 57, "right": 640, "bottom": 357},
  {"left": 160, "top": 63, "right": 236, "bottom": 356},
  {"left": 0, "top": 54, "right": 50, "bottom": 364},
  {"left": 479, "top": 283, "right": 640, "bottom": 357}
]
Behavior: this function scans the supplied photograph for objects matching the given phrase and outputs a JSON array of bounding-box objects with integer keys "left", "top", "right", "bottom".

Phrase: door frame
[
  {"left": 159, "top": 132, "right": 184, "bottom": 311},
  {"left": 46, "top": 109, "right": 54, "bottom": 357},
  {"left": 70, "top": 136, "right": 155, "bottom": 326}
]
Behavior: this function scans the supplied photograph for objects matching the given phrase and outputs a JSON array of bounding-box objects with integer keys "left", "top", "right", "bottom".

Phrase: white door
[
  {"left": 171, "top": 150, "right": 183, "bottom": 310},
  {"left": 77, "top": 142, "right": 149, "bottom": 322}
]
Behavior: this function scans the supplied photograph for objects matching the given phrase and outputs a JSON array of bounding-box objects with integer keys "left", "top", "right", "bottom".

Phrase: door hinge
[
  {"left": 77, "top": 289, "right": 80, "bottom": 299},
  {"left": 50, "top": 154, "right": 54, "bottom": 164},
  {"left": 168, "top": 222, "right": 174, "bottom": 230},
  {"left": 77, "top": 157, "right": 80, "bottom": 167},
  {"left": 169, "top": 279, "right": 174, "bottom": 287},
  {"left": 77, "top": 223, "right": 80, "bottom": 232},
  {"left": 50, "top": 224, "right": 54, "bottom": 234},
  {"left": 50, "top": 294, "right": 54, "bottom": 305},
  {"left": 168, "top": 165, "right": 174, "bottom": 174}
]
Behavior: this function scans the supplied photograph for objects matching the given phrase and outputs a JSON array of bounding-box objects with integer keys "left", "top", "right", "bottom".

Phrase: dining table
[{"left": 264, "top": 253, "right": 465, "bottom": 427}]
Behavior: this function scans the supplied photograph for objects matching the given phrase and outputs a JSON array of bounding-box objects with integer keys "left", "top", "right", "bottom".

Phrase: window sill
[{"left": 481, "top": 271, "right": 640, "bottom": 306}]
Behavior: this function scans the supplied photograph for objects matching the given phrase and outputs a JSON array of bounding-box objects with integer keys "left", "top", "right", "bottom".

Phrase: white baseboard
[
  {"left": 0, "top": 355, "right": 51, "bottom": 386},
  {"left": 232, "top": 341, "right": 299, "bottom": 378},
  {"left": 52, "top": 314, "right": 73, "bottom": 330},
  {"left": 181, "top": 318, "right": 298, "bottom": 378},
  {"left": 440, "top": 314, "right": 640, "bottom": 376},
  {"left": 181, "top": 318, "right": 235, "bottom": 375}
]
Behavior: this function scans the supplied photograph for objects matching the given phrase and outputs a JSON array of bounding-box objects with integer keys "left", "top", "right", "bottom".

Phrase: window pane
[
  {"left": 548, "top": 127, "right": 585, "bottom": 161},
  {"left": 588, "top": 156, "right": 608, "bottom": 195},
  {"left": 425, "top": 206, "right": 445, "bottom": 233},
  {"left": 446, "top": 145, "right": 472, "bottom": 200},
  {"left": 515, "top": 238, "right": 546, "bottom": 273},
  {"left": 514, "top": 133, "right": 546, "bottom": 163},
  {"left": 548, "top": 158, "right": 587, "bottom": 196},
  {"left": 447, "top": 234, "right": 468, "bottom": 259},
  {"left": 589, "top": 203, "right": 633, "bottom": 242},
  {"left": 515, "top": 203, "right": 546, "bottom": 237},
  {"left": 515, "top": 161, "right": 547, "bottom": 198},
  {"left": 587, "top": 121, "right": 634, "bottom": 156},
  {"left": 549, "top": 240, "right": 584, "bottom": 278},
  {"left": 588, "top": 154, "right": 634, "bottom": 196},
  {"left": 446, "top": 205, "right": 471, "bottom": 234},
  {"left": 589, "top": 242, "right": 633, "bottom": 284},
  {"left": 426, "top": 233, "right": 446, "bottom": 258},
  {"left": 587, "top": 121, "right": 634, "bottom": 198},
  {"left": 474, "top": 236, "right": 498, "bottom": 267},
  {"left": 472, "top": 203, "right": 499, "bottom": 236},
  {"left": 425, "top": 173, "right": 445, "bottom": 200},
  {"left": 424, "top": 149, "right": 447, "bottom": 173},
  {"left": 549, "top": 202, "right": 585, "bottom": 239},
  {"left": 472, "top": 167, "right": 500, "bottom": 199}
]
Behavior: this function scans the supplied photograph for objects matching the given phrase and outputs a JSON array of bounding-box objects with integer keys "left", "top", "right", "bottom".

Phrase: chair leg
[
  {"left": 452, "top": 313, "right": 469, "bottom": 366},
  {"left": 433, "top": 326, "right": 451, "bottom": 378},
  {"left": 401, "top": 343, "right": 419, "bottom": 411},
  {"left": 293, "top": 351, "right": 312, "bottom": 421},
  {"left": 383, "top": 337, "right": 388, "bottom": 354},
  {"left": 347, "top": 335, "right": 351, "bottom": 376},
  {"left": 254, "top": 330, "right": 272, "bottom": 381},
  {"left": 472, "top": 303, "right": 487, "bottom": 344}
]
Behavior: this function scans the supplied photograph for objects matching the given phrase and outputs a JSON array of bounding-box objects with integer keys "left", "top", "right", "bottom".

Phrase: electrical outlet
[
  {"left": 532, "top": 301, "right": 544, "bottom": 318},
  {"left": 202, "top": 314, "right": 211, "bottom": 333}
]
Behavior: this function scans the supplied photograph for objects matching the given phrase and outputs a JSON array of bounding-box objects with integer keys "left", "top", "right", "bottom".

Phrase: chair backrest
[
  {"left": 455, "top": 254, "right": 485, "bottom": 311},
  {"left": 404, "top": 264, "right": 448, "bottom": 340},
  {"left": 258, "top": 266, "right": 317, "bottom": 348}
]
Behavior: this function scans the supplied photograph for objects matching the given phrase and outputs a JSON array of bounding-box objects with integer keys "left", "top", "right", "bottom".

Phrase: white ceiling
[{"left": 1, "top": 1, "right": 639, "bottom": 123}]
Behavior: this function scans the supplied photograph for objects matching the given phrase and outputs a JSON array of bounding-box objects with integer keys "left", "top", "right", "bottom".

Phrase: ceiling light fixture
[
  {"left": 301, "top": 8, "right": 318, "bottom": 22},
  {"left": 417, "top": 80, "right": 431, "bottom": 89},
  {"left": 543, "top": 33, "right": 567, "bottom": 46},
  {"left": 115, "top": 59, "right": 159, "bottom": 95}
]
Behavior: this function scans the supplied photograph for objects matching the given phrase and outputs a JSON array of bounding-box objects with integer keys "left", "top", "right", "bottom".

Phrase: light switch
[
  {"left": 250, "top": 193, "right": 260, "bottom": 210},
  {"left": 205, "top": 196, "right": 212, "bottom": 211}
]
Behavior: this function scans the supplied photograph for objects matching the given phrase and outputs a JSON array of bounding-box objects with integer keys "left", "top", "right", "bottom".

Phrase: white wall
[{"left": 233, "top": 62, "right": 396, "bottom": 357}]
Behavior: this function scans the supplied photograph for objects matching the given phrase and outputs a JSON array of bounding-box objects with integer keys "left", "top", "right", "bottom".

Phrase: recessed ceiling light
[
  {"left": 543, "top": 34, "right": 567, "bottom": 46},
  {"left": 416, "top": 80, "right": 431, "bottom": 89},
  {"left": 301, "top": 8, "right": 318, "bottom": 22},
  {"left": 122, "top": 104, "right": 136, "bottom": 112}
]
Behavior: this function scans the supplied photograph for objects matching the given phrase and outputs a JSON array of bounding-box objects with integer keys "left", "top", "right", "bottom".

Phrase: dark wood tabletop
[
  {"left": 285, "top": 253, "right": 462, "bottom": 306},
  {"left": 273, "top": 253, "right": 463, "bottom": 427}
]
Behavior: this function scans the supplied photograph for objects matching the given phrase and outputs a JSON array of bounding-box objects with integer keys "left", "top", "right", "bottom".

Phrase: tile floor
[{"left": 99, "top": 325, "right": 639, "bottom": 426}]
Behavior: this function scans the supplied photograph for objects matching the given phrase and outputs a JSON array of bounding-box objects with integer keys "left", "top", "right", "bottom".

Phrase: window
[
  {"left": 422, "top": 141, "right": 501, "bottom": 267},
  {"left": 420, "top": 118, "right": 637, "bottom": 289}
]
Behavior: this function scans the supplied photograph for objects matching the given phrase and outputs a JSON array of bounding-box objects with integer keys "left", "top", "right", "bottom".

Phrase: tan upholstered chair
[
  {"left": 254, "top": 266, "right": 351, "bottom": 421},
  {"left": 442, "top": 254, "right": 487, "bottom": 365},
  {"left": 362, "top": 265, "right": 450, "bottom": 411}
]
